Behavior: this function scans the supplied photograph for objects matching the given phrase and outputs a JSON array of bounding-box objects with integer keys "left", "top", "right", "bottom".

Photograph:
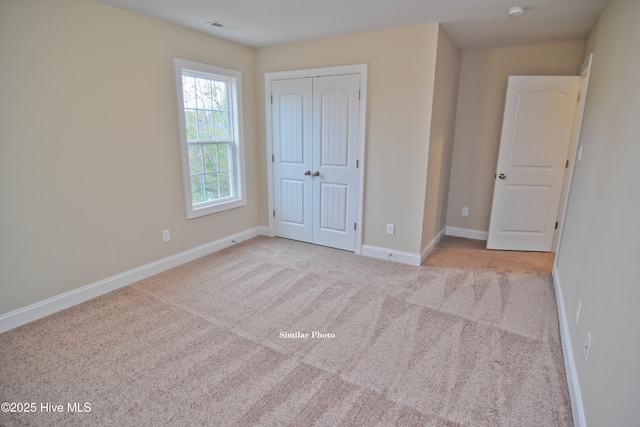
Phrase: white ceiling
[{"left": 95, "top": 0, "right": 608, "bottom": 50}]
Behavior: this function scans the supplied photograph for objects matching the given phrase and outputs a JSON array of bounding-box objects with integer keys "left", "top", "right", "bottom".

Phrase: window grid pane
[
  {"left": 183, "top": 74, "right": 231, "bottom": 143},
  {"left": 177, "top": 60, "right": 243, "bottom": 217},
  {"left": 189, "top": 142, "right": 233, "bottom": 205},
  {"left": 203, "top": 144, "right": 218, "bottom": 173},
  {"left": 188, "top": 145, "right": 204, "bottom": 175}
]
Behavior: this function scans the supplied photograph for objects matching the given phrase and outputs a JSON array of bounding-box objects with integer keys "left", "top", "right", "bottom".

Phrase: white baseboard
[
  {"left": 552, "top": 267, "right": 586, "bottom": 427},
  {"left": 420, "top": 227, "right": 446, "bottom": 265},
  {"left": 445, "top": 226, "right": 488, "bottom": 241},
  {"left": 0, "top": 226, "right": 269, "bottom": 334},
  {"left": 361, "top": 245, "right": 421, "bottom": 266}
]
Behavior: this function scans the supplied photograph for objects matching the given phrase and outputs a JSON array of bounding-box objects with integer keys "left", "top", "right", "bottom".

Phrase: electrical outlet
[
  {"left": 162, "top": 229, "right": 171, "bottom": 242},
  {"left": 584, "top": 333, "right": 591, "bottom": 361},
  {"left": 576, "top": 300, "right": 581, "bottom": 323},
  {"left": 387, "top": 224, "right": 395, "bottom": 235},
  {"left": 462, "top": 207, "right": 469, "bottom": 217}
]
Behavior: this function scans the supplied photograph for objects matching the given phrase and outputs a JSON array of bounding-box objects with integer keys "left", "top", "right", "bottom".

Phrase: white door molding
[
  {"left": 265, "top": 64, "right": 367, "bottom": 254},
  {"left": 553, "top": 53, "right": 593, "bottom": 252}
]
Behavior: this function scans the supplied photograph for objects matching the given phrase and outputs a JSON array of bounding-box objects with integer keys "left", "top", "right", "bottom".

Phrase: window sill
[{"left": 186, "top": 198, "right": 247, "bottom": 219}]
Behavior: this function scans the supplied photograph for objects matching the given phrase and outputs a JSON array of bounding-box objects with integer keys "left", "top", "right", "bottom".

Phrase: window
[{"left": 174, "top": 59, "right": 246, "bottom": 218}]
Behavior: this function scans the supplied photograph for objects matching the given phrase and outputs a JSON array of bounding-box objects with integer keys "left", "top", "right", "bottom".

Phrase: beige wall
[
  {"left": 446, "top": 41, "right": 585, "bottom": 233},
  {"left": 256, "top": 24, "right": 440, "bottom": 254},
  {"left": 0, "top": 0, "right": 261, "bottom": 315},
  {"left": 0, "top": 4, "right": 447, "bottom": 315},
  {"left": 556, "top": 0, "right": 640, "bottom": 425},
  {"left": 421, "top": 27, "right": 461, "bottom": 253}
]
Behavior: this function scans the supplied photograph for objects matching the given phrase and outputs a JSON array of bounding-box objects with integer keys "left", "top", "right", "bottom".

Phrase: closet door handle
[
  {"left": 303, "top": 170, "right": 311, "bottom": 176},
  {"left": 498, "top": 173, "right": 507, "bottom": 180},
  {"left": 312, "top": 171, "right": 320, "bottom": 176}
]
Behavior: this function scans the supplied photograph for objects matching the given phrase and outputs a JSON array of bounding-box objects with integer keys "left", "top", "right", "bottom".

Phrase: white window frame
[{"left": 173, "top": 58, "right": 246, "bottom": 219}]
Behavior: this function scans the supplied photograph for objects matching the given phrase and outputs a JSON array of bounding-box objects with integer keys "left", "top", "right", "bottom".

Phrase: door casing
[
  {"left": 265, "top": 64, "right": 368, "bottom": 254},
  {"left": 553, "top": 54, "right": 593, "bottom": 252}
]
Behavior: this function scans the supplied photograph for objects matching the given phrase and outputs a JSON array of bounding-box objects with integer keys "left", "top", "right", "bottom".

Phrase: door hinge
[
  {"left": 358, "top": 90, "right": 361, "bottom": 100},
  {"left": 566, "top": 160, "right": 569, "bottom": 168},
  {"left": 356, "top": 159, "right": 359, "bottom": 168},
  {"left": 271, "top": 95, "right": 273, "bottom": 103},
  {"left": 555, "top": 222, "right": 559, "bottom": 230},
  {"left": 354, "top": 222, "right": 357, "bottom": 231},
  {"left": 577, "top": 92, "right": 581, "bottom": 102},
  {"left": 272, "top": 154, "right": 275, "bottom": 162},
  {"left": 273, "top": 210, "right": 275, "bottom": 218}
]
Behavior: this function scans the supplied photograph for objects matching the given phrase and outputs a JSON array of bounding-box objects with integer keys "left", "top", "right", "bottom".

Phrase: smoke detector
[
  {"left": 506, "top": 6, "right": 527, "bottom": 16},
  {"left": 206, "top": 21, "right": 238, "bottom": 30}
]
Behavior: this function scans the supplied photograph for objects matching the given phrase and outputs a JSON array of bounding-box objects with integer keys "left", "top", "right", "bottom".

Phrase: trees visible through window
[{"left": 174, "top": 59, "right": 246, "bottom": 218}]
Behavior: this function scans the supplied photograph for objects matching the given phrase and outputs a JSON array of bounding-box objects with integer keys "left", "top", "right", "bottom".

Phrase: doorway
[
  {"left": 265, "top": 65, "right": 368, "bottom": 252},
  {"left": 487, "top": 75, "right": 580, "bottom": 251}
]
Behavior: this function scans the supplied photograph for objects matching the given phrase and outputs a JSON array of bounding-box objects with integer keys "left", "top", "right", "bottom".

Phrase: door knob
[
  {"left": 498, "top": 173, "right": 507, "bottom": 180},
  {"left": 303, "top": 170, "right": 311, "bottom": 175},
  {"left": 312, "top": 171, "right": 320, "bottom": 176}
]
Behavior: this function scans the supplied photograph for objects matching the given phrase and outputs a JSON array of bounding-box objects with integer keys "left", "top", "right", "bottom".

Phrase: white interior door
[
  {"left": 311, "top": 74, "right": 360, "bottom": 251},
  {"left": 272, "top": 78, "right": 313, "bottom": 243},
  {"left": 272, "top": 74, "right": 360, "bottom": 251},
  {"left": 487, "top": 76, "right": 580, "bottom": 251}
]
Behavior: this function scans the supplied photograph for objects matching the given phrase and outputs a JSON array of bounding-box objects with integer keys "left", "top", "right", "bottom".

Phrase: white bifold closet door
[{"left": 272, "top": 74, "right": 360, "bottom": 251}]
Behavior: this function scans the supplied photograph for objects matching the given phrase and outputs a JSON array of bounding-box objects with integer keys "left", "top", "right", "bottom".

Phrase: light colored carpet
[{"left": 0, "top": 236, "right": 571, "bottom": 426}]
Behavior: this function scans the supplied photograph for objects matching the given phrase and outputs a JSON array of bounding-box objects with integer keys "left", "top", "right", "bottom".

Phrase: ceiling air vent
[{"left": 206, "top": 21, "right": 238, "bottom": 30}]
